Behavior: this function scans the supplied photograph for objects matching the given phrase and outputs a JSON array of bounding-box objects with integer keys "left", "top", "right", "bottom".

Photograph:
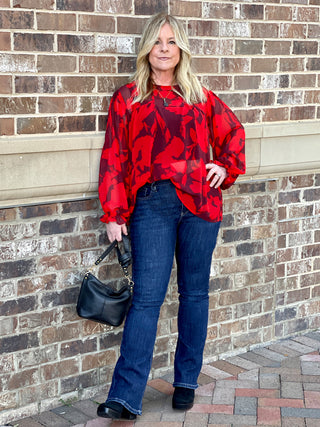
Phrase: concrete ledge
[{"left": 0, "top": 120, "right": 319, "bottom": 208}]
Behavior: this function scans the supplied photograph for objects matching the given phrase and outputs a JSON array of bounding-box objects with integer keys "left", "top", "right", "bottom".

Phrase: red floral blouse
[{"left": 99, "top": 82, "right": 245, "bottom": 224}]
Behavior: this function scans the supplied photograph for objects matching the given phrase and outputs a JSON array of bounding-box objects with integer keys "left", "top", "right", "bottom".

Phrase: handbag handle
[
  {"left": 93, "top": 234, "right": 131, "bottom": 267},
  {"left": 88, "top": 234, "right": 134, "bottom": 293}
]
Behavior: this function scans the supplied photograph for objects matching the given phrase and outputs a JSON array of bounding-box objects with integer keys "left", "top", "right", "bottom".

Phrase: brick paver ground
[{"left": 7, "top": 331, "right": 320, "bottom": 427}]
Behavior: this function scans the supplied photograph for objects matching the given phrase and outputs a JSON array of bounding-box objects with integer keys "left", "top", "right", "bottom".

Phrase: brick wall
[
  {"left": 0, "top": 0, "right": 319, "bottom": 137},
  {"left": 1, "top": 173, "right": 320, "bottom": 422}
]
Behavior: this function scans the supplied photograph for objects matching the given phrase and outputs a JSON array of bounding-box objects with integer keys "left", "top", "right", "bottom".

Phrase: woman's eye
[
  {"left": 169, "top": 40, "right": 176, "bottom": 44},
  {"left": 154, "top": 40, "right": 160, "bottom": 45}
]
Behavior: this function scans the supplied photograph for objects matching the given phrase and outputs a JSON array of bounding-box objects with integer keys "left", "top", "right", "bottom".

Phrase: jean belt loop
[{"left": 151, "top": 181, "right": 157, "bottom": 191}]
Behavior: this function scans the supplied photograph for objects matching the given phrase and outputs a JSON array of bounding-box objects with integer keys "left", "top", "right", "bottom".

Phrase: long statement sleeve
[
  {"left": 205, "top": 89, "right": 245, "bottom": 190},
  {"left": 99, "top": 88, "right": 131, "bottom": 224}
]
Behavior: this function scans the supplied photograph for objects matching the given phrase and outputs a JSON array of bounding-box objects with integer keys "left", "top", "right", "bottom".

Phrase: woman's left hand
[{"left": 205, "top": 163, "right": 227, "bottom": 188}]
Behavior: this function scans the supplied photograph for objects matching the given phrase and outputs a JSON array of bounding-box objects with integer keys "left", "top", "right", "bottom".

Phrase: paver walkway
[{"left": 7, "top": 330, "right": 320, "bottom": 427}]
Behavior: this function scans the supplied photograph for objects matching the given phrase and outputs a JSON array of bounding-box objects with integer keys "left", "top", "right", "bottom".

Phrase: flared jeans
[{"left": 106, "top": 180, "right": 220, "bottom": 414}]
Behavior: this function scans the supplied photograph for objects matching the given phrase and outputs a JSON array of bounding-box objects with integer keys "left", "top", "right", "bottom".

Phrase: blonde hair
[{"left": 132, "top": 13, "right": 206, "bottom": 105}]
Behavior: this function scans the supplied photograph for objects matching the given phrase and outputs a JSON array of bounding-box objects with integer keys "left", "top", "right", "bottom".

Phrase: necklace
[{"left": 156, "top": 88, "right": 172, "bottom": 107}]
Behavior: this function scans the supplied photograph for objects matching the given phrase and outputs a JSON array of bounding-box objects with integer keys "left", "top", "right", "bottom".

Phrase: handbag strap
[
  {"left": 94, "top": 240, "right": 118, "bottom": 266},
  {"left": 88, "top": 234, "right": 134, "bottom": 293}
]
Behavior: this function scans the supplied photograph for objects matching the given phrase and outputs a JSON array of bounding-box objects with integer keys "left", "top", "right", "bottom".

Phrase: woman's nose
[{"left": 160, "top": 43, "right": 169, "bottom": 52}]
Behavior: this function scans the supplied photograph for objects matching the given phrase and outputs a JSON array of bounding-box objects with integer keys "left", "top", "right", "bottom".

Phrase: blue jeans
[{"left": 106, "top": 180, "right": 220, "bottom": 414}]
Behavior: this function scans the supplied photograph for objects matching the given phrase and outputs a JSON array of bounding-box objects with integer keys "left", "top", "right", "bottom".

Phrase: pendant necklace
[{"left": 157, "top": 88, "right": 172, "bottom": 107}]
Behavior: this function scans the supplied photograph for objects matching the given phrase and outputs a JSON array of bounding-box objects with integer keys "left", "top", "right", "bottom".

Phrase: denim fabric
[{"left": 106, "top": 180, "right": 220, "bottom": 415}]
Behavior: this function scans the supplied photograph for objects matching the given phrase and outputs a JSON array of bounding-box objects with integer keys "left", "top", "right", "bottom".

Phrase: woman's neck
[{"left": 151, "top": 71, "right": 175, "bottom": 87}]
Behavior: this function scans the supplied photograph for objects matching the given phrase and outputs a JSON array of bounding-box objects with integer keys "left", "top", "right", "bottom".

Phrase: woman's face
[{"left": 148, "top": 23, "right": 180, "bottom": 78}]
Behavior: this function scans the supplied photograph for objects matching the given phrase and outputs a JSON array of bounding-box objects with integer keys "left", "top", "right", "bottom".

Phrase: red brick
[
  {"left": 234, "top": 76, "right": 261, "bottom": 90},
  {"left": 0, "top": 209, "right": 16, "bottom": 222},
  {"left": 79, "top": 96, "right": 107, "bottom": 112},
  {"left": 8, "top": 368, "right": 39, "bottom": 390},
  {"left": 41, "top": 359, "right": 79, "bottom": 381},
  {"left": 280, "top": 58, "right": 304, "bottom": 72},
  {"left": 58, "top": 34, "right": 95, "bottom": 53},
  {"left": 15, "top": 76, "right": 55, "bottom": 94},
  {"left": 0, "top": 118, "right": 14, "bottom": 136},
  {"left": 0, "top": 75, "right": 12, "bottom": 94},
  {"left": 42, "top": 323, "right": 81, "bottom": 345},
  {"left": 193, "top": 57, "right": 219, "bottom": 74},
  {"left": 266, "top": 5, "right": 293, "bottom": 20},
  {"left": 300, "top": 272, "right": 320, "bottom": 288},
  {"left": 56, "top": 0, "right": 94, "bottom": 11},
  {"left": 117, "top": 16, "right": 146, "bottom": 34},
  {"left": 204, "top": 3, "right": 233, "bottom": 19},
  {"left": 259, "top": 397, "right": 304, "bottom": 408},
  {"left": 252, "top": 23, "right": 279, "bottom": 38},
  {"left": 14, "top": 33, "right": 54, "bottom": 52},
  {"left": 293, "top": 40, "right": 318, "bottom": 55},
  {"left": 96, "top": 0, "right": 133, "bottom": 13},
  {"left": 118, "top": 56, "right": 136, "bottom": 73},
  {"left": 37, "top": 55, "right": 76, "bottom": 73},
  {"left": 297, "top": 6, "right": 319, "bottom": 22},
  {"left": 305, "top": 90, "right": 320, "bottom": 104},
  {"left": 280, "top": 23, "right": 307, "bottom": 38},
  {"left": 236, "top": 40, "right": 263, "bottom": 55},
  {"left": 203, "top": 39, "right": 233, "bottom": 56},
  {"left": 38, "top": 96, "right": 77, "bottom": 113},
  {"left": 290, "top": 106, "right": 316, "bottom": 120},
  {"left": 134, "top": 0, "right": 167, "bottom": 15},
  {"left": 281, "top": 175, "right": 314, "bottom": 189},
  {"left": 0, "top": 10, "right": 34, "bottom": 29},
  {"left": 0, "top": 97, "right": 36, "bottom": 114},
  {"left": 265, "top": 40, "right": 291, "bottom": 55},
  {"left": 17, "top": 116, "right": 56, "bottom": 134},
  {"left": 82, "top": 350, "right": 116, "bottom": 371},
  {"left": 234, "top": 109, "right": 261, "bottom": 124},
  {"left": 239, "top": 4, "right": 264, "bottom": 19},
  {"left": 248, "top": 92, "right": 275, "bottom": 107},
  {"left": 190, "top": 403, "right": 233, "bottom": 414},
  {"left": 98, "top": 76, "right": 131, "bottom": 93},
  {"left": 221, "top": 58, "right": 250, "bottom": 73},
  {"left": 308, "top": 24, "right": 320, "bottom": 38},
  {"left": 305, "top": 390, "right": 320, "bottom": 408},
  {"left": 203, "top": 76, "right": 232, "bottom": 91},
  {"left": 79, "top": 56, "right": 116, "bottom": 73},
  {"left": 0, "top": 32, "right": 10, "bottom": 50},
  {"left": 17, "top": 275, "right": 56, "bottom": 295},
  {"left": 188, "top": 20, "right": 219, "bottom": 37},
  {"left": 13, "top": 0, "right": 54, "bottom": 8},
  {"left": 307, "top": 58, "right": 320, "bottom": 71},
  {"left": 58, "top": 115, "right": 96, "bottom": 132},
  {"left": 36, "top": 12, "right": 76, "bottom": 31},
  {"left": 58, "top": 76, "right": 95, "bottom": 93},
  {"left": 263, "top": 108, "right": 289, "bottom": 122},
  {"left": 257, "top": 406, "right": 281, "bottom": 426},
  {"left": 79, "top": 14, "right": 115, "bottom": 32},
  {"left": 252, "top": 58, "right": 278, "bottom": 73}
]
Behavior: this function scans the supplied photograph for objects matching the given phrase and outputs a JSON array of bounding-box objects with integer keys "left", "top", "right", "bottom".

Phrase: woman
[{"left": 97, "top": 13, "right": 245, "bottom": 420}]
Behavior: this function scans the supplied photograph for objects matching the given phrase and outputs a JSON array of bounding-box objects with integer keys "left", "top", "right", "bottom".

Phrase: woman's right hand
[{"left": 106, "top": 222, "right": 128, "bottom": 242}]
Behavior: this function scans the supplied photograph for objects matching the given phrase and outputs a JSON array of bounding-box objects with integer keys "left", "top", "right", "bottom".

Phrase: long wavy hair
[{"left": 132, "top": 13, "right": 206, "bottom": 105}]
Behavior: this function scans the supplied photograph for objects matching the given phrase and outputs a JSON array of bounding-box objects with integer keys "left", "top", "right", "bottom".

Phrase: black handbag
[{"left": 76, "top": 235, "right": 134, "bottom": 327}]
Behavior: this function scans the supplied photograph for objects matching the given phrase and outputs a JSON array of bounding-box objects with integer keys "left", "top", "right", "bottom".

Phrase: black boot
[
  {"left": 97, "top": 401, "right": 137, "bottom": 420},
  {"left": 172, "top": 387, "right": 195, "bottom": 410}
]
